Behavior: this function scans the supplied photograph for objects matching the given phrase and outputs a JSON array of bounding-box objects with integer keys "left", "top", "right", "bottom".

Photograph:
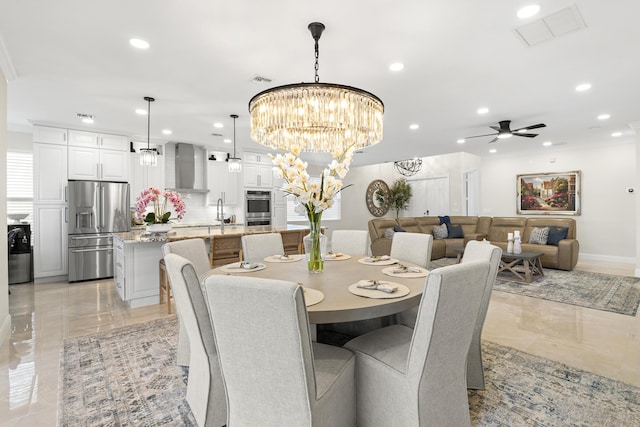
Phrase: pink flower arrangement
[{"left": 135, "top": 187, "right": 186, "bottom": 224}]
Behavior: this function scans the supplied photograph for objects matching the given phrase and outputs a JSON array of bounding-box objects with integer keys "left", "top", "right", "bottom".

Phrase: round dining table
[{"left": 207, "top": 255, "right": 429, "bottom": 324}]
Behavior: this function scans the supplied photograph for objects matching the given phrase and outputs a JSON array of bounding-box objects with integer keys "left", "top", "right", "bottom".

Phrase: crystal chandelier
[
  {"left": 249, "top": 22, "right": 384, "bottom": 153},
  {"left": 139, "top": 96, "right": 157, "bottom": 167},
  {"left": 227, "top": 114, "right": 242, "bottom": 173},
  {"left": 394, "top": 158, "right": 423, "bottom": 177}
]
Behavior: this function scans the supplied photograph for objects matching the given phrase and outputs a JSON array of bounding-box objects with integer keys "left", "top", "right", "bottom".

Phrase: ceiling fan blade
[
  {"left": 464, "top": 132, "right": 498, "bottom": 139},
  {"left": 489, "top": 125, "right": 500, "bottom": 132},
  {"left": 513, "top": 123, "right": 546, "bottom": 132},
  {"left": 514, "top": 133, "right": 538, "bottom": 138},
  {"left": 487, "top": 137, "right": 499, "bottom": 143}
]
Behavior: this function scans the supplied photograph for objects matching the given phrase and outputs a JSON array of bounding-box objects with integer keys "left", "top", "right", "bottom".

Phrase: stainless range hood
[{"left": 168, "top": 143, "right": 209, "bottom": 194}]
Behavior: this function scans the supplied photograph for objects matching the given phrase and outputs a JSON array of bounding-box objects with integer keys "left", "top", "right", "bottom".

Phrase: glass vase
[{"left": 303, "top": 213, "right": 325, "bottom": 273}]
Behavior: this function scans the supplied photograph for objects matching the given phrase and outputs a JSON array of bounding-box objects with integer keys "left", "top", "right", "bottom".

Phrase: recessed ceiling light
[
  {"left": 162, "top": 129, "right": 172, "bottom": 135},
  {"left": 389, "top": 62, "right": 405, "bottom": 71},
  {"left": 543, "top": 141, "right": 552, "bottom": 146},
  {"left": 213, "top": 122, "right": 224, "bottom": 129},
  {"left": 477, "top": 107, "right": 489, "bottom": 115},
  {"left": 129, "top": 38, "right": 150, "bottom": 49},
  {"left": 409, "top": 124, "right": 419, "bottom": 130},
  {"left": 136, "top": 109, "right": 147, "bottom": 115},
  {"left": 597, "top": 114, "right": 611, "bottom": 120},
  {"left": 223, "top": 139, "right": 232, "bottom": 144},
  {"left": 489, "top": 148, "right": 497, "bottom": 154},
  {"left": 457, "top": 139, "right": 465, "bottom": 144},
  {"left": 611, "top": 132, "right": 622, "bottom": 137},
  {"left": 517, "top": 4, "right": 541, "bottom": 19},
  {"left": 575, "top": 83, "right": 591, "bottom": 92}
]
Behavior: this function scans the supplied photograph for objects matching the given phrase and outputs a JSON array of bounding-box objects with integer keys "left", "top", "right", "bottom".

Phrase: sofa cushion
[
  {"left": 528, "top": 227, "right": 549, "bottom": 245},
  {"left": 446, "top": 223, "right": 464, "bottom": 238},
  {"left": 433, "top": 223, "right": 448, "bottom": 239},
  {"left": 547, "top": 227, "right": 569, "bottom": 246},
  {"left": 438, "top": 215, "right": 451, "bottom": 225}
]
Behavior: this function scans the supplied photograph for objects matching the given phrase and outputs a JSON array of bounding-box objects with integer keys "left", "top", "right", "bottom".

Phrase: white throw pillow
[
  {"left": 528, "top": 227, "right": 550, "bottom": 245},
  {"left": 432, "top": 223, "right": 448, "bottom": 240}
]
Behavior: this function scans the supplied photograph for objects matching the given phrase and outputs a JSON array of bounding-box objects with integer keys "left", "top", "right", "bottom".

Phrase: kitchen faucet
[{"left": 216, "top": 197, "right": 224, "bottom": 233}]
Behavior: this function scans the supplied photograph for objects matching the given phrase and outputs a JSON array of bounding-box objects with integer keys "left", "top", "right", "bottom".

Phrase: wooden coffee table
[{"left": 498, "top": 251, "right": 544, "bottom": 283}]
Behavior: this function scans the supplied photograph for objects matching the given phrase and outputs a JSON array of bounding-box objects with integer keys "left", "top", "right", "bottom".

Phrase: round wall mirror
[{"left": 366, "top": 180, "right": 391, "bottom": 217}]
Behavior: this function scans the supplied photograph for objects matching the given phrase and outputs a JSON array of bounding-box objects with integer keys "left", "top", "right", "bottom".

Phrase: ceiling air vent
[
  {"left": 250, "top": 75, "right": 273, "bottom": 84},
  {"left": 515, "top": 4, "right": 586, "bottom": 47}
]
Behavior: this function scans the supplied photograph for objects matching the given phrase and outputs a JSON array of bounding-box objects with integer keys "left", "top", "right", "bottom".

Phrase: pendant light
[
  {"left": 139, "top": 96, "right": 157, "bottom": 167},
  {"left": 228, "top": 114, "right": 241, "bottom": 173}
]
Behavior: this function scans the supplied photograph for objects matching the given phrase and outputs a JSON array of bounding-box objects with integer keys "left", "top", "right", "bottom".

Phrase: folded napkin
[
  {"left": 364, "top": 255, "right": 391, "bottom": 262},
  {"left": 273, "top": 254, "right": 291, "bottom": 260},
  {"left": 392, "top": 266, "right": 422, "bottom": 274},
  {"left": 356, "top": 280, "right": 397, "bottom": 293},
  {"left": 228, "top": 261, "right": 260, "bottom": 270},
  {"left": 325, "top": 252, "right": 344, "bottom": 259}
]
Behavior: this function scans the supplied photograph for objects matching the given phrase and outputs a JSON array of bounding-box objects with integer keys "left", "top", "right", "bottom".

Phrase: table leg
[{"left": 524, "top": 259, "right": 532, "bottom": 282}]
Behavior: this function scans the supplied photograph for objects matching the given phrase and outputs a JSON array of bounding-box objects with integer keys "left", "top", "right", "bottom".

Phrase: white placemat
[
  {"left": 324, "top": 253, "right": 352, "bottom": 261},
  {"left": 357, "top": 256, "right": 398, "bottom": 266},
  {"left": 348, "top": 281, "right": 410, "bottom": 299},
  {"left": 263, "top": 254, "right": 304, "bottom": 263},
  {"left": 381, "top": 266, "right": 428, "bottom": 278},
  {"left": 220, "top": 262, "right": 267, "bottom": 273},
  {"left": 302, "top": 288, "right": 325, "bottom": 306}
]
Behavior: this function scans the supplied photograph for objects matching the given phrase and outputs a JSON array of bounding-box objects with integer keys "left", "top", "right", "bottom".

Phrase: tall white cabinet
[
  {"left": 33, "top": 126, "right": 69, "bottom": 279},
  {"left": 207, "top": 160, "right": 240, "bottom": 206},
  {"left": 243, "top": 151, "right": 273, "bottom": 189}
]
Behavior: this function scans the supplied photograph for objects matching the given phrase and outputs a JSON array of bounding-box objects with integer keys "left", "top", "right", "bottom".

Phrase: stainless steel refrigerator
[{"left": 67, "top": 180, "right": 130, "bottom": 282}]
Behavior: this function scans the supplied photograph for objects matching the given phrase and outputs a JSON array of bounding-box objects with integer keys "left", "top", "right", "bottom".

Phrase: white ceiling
[{"left": 1, "top": 0, "right": 638, "bottom": 166}]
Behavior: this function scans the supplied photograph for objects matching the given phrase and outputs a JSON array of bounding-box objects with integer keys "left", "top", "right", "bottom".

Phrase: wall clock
[{"left": 366, "top": 180, "right": 391, "bottom": 217}]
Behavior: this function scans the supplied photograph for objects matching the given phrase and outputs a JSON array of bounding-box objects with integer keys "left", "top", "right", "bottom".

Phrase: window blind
[{"left": 6, "top": 151, "right": 34, "bottom": 221}]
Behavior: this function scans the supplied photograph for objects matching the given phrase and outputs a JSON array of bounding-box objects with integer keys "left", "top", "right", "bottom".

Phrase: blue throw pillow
[
  {"left": 547, "top": 227, "right": 569, "bottom": 246},
  {"left": 393, "top": 225, "right": 406, "bottom": 232},
  {"left": 446, "top": 223, "right": 464, "bottom": 238},
  {"left": 438, "top": 215, "right": 451, "bottom": 225}
]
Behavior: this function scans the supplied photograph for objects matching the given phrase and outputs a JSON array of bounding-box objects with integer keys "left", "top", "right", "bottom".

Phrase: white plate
[
  {"left": 263, "top": 254, "right": 304, "bottom": 263},
  {"left": 357, "top": 257, "right": 399, "bottom": 266},
  {"left": 382, "top": 266, "right": 428, "bottom": 278},
  {"left": 324, "top": 253, "right": 352, "bottom": 261},
  {"left": 302, "top": 288, "right": 325, "bottom": 306},
  {"left": 348, "top": 281, "right": 410, "bottom": 299},
  {"left": 220, "top": 262, "right": 267, "bottom": 273}
]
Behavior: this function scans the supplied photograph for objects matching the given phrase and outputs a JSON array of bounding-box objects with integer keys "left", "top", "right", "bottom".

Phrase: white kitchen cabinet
[
  {"left": 68, "top": 130, "right": 128, "bottom": 151},
  {"left": 244, "top": 151, "right": 272, "bottom": 165},
  {"left": 33, "top": 143, "right": 68, "bottom": 203},
  {"left": 33, "top": 125, "right": 67, "bottom": 145},
  {"left": 68, "top": 146, "right": 129, "bottom": 181},
  {"left": 207, "top": 160, "right": 240, "bottom": 205},
  {"left": 113, "top": 237, "right": 164, "bottom": 308},
  {"left": 33, "top": 204, "right": 68, "bottom": 278},
  {"left": 243, "top": 163, "right": 273, "bottom": 188},
  {"left": 130, "top": 152, "right": 165, "bottom": 201}
]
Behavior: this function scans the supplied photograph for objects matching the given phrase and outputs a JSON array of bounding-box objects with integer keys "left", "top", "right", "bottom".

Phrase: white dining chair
[
  {"left": 241, "top": 233, "right": 285, "bottom": 262},
  {"left": 204, "top": 275, "right": 356, "bottom": 426},
  {"left": 162, "top": 238, "right": 211, "bottom": 366},
  {"left": 331, "top": 229, "right": 369, "bottom": 255},
  {"left": 461, "top": 240, "right": 502, "bottom": 390},
  {"left": 164, "top": 253, "right": 226, "bottom": 427},
  {"left": 390, "top": 232, "right": 432, "bottom": 268},
  {"left": 344, "top": 261, "right": 490, "bottom": 427}
]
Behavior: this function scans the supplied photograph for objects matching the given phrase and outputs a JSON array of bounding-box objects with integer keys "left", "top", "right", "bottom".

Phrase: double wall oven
[{"left": 245, "top": 190, "right": 272, "bottom": 226}]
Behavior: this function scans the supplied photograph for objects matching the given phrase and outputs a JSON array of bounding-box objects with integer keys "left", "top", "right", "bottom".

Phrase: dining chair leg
[{"left": 159, "top": 259, "right": 172, "bottom": 314}]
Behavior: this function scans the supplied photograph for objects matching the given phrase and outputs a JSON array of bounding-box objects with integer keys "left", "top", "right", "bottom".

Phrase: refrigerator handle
[
  {"left": 100, "top": 185, "right": 105, "bottom": 229},
  {"left": 65, "top": 207, "right": 68, "bottom": 223}
]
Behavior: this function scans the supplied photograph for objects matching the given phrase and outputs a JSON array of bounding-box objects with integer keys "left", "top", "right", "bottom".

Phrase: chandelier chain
[{"left": 314, "top": 39, "right": 320, "bottom": 83}]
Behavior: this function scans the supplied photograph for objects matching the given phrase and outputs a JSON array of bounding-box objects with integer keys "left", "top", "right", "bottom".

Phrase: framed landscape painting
[{"left": 517, "top": 171, "right": 581, "bottom": 215}]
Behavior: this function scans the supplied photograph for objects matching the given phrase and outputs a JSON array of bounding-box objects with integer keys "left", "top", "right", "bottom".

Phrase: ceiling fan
[{"left": 465, "top": 120, "right": 546, "bottom": 143}]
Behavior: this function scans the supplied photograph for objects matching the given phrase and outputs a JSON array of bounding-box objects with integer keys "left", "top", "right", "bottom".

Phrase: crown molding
[{"left": 0, "top": 34, "right": 17, "bottom": 82}]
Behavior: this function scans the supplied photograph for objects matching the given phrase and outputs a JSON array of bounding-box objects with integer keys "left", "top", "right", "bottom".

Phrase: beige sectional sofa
[{"left": 368, "top": 215, "right": 579, "bottom": 270}]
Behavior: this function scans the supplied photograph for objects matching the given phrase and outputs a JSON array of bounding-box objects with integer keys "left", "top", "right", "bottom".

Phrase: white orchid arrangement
[{"left": 270, "top": 145, "right": 355, "bottom": 221}]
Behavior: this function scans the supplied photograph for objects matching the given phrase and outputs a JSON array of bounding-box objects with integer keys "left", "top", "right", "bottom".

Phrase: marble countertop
[{"left": 114, "top": 223, "right": 309, "bottom": 243}]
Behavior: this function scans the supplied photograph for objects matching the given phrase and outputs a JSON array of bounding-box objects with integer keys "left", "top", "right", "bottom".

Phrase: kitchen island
[{"left": 113, "top": 224, "right": 311, "bottom": 308}]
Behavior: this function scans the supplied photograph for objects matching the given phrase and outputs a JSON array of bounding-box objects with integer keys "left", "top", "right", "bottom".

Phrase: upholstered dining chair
[
  {"left": 460, "top": 240, "right": 502, "bottom": 390},
  {"left": 164, "top": 253, "right": 226, "bottom": 427},
  {"left": 390, "top": 232, "right": 433, "bottom": 268},
  {"left": 162, "top": 238, "right": 211, "bottom": 366},
  {"left": 203, "top": 275, "right": 356, "bottom": 426},
  {"left": 331, "top": 229, "right": 369, "bottom": 255},
  {"left": 344, "top": 261, "right": 490, "bottom": 427},
  {"left": 241, "top": 232, "right": 285, "bottom": 262}
]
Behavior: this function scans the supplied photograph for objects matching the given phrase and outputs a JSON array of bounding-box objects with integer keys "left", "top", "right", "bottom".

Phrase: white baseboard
[
  {"left": 0, "top": 313, "right": 11, "bottom": 348},
  {"left": 578, "top": 252, "right": 637, "bottom": 264}
]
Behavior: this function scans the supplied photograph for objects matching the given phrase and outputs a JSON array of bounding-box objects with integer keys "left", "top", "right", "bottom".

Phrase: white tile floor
[{"left": 1, "top": 259, "right": 638, "bottom": 425}]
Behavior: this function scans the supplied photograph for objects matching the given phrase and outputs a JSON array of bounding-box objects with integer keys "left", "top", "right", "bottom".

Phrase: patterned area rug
[
  {"left": 59, "top": 317, "right": 640, "bottom": 426},
  {"left": 430, "top": 258, "right": 640, "bottom": 316}
]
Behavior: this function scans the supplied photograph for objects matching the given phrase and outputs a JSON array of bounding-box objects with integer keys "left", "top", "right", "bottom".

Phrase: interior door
[
  {"left": 464, "top": 170, "right": 480, "bottom": 216},
  {"left": 407, "top": 177, "right": 450, "bottom": 217}
]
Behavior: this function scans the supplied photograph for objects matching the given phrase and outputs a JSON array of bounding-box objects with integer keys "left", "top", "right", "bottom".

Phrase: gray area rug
[
  {"left": 60, "top": 317, "right": 640, "bottom": 426},
  {"left": 430, "top": 258, "right": 640, "bottom": 316}
]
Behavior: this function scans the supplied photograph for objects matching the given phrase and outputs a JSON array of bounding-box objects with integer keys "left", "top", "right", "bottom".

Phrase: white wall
[
  {"left": 480, "top": 140, "right": 636, "bottom": 261},
  {"left": 1, "top": 70, "right": 10, "bottom": 346}
]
